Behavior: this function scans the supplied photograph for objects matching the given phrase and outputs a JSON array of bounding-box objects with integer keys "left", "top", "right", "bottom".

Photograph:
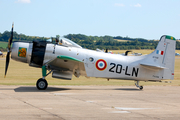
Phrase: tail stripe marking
[
  {"left": 166, "top": 35, "right": 176, "bottom": 40},
  {"left": 161, "top": 51, "right": 164, "bottom": 55},
  {"left": 156, "top": 50, "right": 164, "bottom": 55}
]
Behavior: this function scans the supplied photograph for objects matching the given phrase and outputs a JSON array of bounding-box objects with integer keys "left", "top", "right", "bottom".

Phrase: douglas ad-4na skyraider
[{"left": 5, "top": 24, "right": 176, "bottom": 90}]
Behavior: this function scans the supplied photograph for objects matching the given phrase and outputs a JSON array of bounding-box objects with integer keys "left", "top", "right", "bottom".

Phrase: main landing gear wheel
[{"left": 36, "top": 78, "right": 48, "bottom": 90}]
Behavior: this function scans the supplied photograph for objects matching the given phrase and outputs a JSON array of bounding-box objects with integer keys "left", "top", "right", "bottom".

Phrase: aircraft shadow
[
  {"left": 14, "top": 86, "right": 140, "bottom": 92},
  {"left": 114, "top": 88, "right": 140, "bottom": 91},
  {"left": 70, "top": 88, "right": 140, "bottom": 91},
  {"left": 14, "top": 86, "right": 71, "bottom": 92}
]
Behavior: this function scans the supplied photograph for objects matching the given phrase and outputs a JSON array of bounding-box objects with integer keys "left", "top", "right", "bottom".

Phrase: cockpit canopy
[{"left": 47, "top": 37, "right": 82, "bottom": 48}]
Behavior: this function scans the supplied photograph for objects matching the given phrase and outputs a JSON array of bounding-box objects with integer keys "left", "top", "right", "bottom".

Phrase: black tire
[
  {"left": 36, "top": 78, "right": 48, "bottom": 90},
  {"left": 139, "top": 86, "right": 143, "bottom": 90}
]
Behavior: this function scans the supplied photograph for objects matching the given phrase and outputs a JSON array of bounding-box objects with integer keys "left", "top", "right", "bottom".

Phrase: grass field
[
  {"left": 0, "top": 50, "right": 180, "bottom": 86},
  {"left": 0, "top": 41, "right": 8, "bottom": 49}
]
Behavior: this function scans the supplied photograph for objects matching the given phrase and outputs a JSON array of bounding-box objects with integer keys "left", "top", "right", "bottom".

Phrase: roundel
[{"left": 95, "top": 59, "right": 107, "bottom": 71}]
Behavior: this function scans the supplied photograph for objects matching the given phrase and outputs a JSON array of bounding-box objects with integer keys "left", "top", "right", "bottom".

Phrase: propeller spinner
[{"left": 4, "top": 23, "right": 14, "bottom": 77}]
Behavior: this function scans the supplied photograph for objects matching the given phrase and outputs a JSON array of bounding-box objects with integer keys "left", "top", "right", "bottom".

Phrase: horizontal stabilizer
[{"left": 140, "top": 63, "right": 166, "bottom": 69}]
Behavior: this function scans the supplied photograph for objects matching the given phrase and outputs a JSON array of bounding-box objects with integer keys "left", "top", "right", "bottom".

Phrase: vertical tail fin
[
  {"left": 141, "top": 35, "right": 176, "bottom": 80},
  {"left": 160, "top": 35, "right": 176, "bottom": 80}
]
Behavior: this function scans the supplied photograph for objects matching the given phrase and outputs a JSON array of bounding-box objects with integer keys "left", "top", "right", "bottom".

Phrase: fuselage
[{"left": 11, "top": 41, "right": 162, "bottom": 81}]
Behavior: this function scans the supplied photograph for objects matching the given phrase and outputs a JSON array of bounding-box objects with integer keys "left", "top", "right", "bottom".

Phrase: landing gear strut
[{"left": 135, "top": 81, "right": 143, "bottom": 90}]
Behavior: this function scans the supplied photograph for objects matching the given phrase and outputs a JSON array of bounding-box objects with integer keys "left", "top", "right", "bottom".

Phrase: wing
[{"left": 44, "top": 55, "right": 85, "bottom": 80}]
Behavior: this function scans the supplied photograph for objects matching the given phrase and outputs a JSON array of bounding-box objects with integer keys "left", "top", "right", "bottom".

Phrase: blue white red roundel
[{"left": 95, "top": 59, "right": 107, "bottom": 71}]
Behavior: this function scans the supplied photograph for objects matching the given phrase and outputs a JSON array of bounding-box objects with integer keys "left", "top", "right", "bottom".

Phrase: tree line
[
  {"left": 0, "top": 31, "right": 47, "bottom": 42},
  {"left": 1, "top": 31, "right": 180, "bottom": 51},
  {"left": 64, "top": 34, "right": 158, "bottom": 50}
]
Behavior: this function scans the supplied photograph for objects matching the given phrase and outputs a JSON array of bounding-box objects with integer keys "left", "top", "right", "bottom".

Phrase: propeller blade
[
  {"left": 4, "top": 51, "right": 10, "bottom": 77},
  {"left": 4, "top": 23, "right": 14, "bottom": 78},
  {"left": 8, "top": 23, "right": 14, "bottom": 49}
]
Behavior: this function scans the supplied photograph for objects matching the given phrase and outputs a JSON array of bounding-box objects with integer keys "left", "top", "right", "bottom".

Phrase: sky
[{"left": 0, "top": 0, "right": 180, "bottom": 40}]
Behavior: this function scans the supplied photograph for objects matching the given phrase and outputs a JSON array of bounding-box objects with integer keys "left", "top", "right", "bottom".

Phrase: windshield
[
  {"left": 59, "top": 37, "right": 82, "bottom": 48},
  {"left": 46, "top": 37, "right": 82, "bottom": 48}
]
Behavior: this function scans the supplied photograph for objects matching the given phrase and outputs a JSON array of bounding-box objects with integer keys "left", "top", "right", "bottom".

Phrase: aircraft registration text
[{"left": 109, "top": 63, "right": 139, "bottom": 77}]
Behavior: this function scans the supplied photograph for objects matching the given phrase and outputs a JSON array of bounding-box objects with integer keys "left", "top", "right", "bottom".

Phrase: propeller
[{"left": 4, "top": 23, "right": 14, "bottom": 78}]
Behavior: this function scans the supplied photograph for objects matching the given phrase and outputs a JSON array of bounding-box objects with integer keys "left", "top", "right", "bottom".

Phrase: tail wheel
[
  {"left": 139, "top": 86, "right": 143, "bottom": 90},
  {"left": 135, "top": 81, "right": 143, "bottom": 90},
  {"left": 36, "top": 78, "right": 48, "bottom": 90}
]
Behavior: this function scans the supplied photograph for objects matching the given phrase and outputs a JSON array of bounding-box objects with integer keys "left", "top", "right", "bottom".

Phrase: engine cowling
[
  {"left": 11, "top": 41, "right": 47, "bottom": 67},
  {"left": 11, "top": 41, "right": 32, "bottom": 63}
]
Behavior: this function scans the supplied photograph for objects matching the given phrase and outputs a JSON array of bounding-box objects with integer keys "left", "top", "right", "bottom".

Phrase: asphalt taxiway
[{"left": 0, "top": 85, "right": 179, "bottom": 120}]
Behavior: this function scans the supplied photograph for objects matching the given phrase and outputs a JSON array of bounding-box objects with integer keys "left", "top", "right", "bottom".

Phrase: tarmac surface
[{"left": 0, "top": 85, "right": 179, "bottom": 120}]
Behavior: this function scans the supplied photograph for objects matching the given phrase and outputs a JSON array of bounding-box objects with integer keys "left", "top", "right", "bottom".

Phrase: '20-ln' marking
[{"left": 109, "top": 63, "right": 139, "bottom": 77}]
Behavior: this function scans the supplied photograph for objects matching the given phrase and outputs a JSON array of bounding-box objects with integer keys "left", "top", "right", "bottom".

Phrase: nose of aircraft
[{"left": 11, "top": 42, "right": 31, "bottom": 63}]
